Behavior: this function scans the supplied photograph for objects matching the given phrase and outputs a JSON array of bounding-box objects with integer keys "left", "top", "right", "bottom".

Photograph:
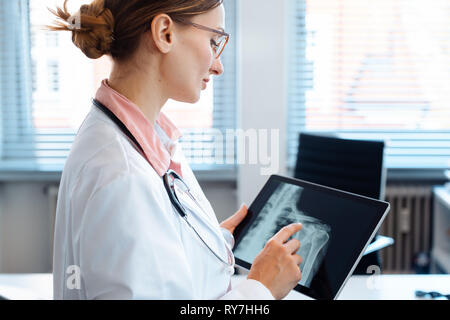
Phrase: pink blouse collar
[{"left": 95, "top": 79, "right": 183, "bottom": 177}]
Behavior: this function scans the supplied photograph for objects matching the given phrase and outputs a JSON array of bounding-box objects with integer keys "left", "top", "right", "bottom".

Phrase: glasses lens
[
  {"left": 415, "top": 290, "right": 426, "bottom": 297},
  {"left": 215, "top": 35, "right": 227, "bottom": 58},
  {"left": 429, "top": 291, "right": 442, "bottom": 298}
]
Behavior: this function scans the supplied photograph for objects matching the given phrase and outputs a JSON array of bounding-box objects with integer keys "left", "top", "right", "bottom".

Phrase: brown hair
[{"left": 47, "top": 0, "right": 224, "bottom": 61}]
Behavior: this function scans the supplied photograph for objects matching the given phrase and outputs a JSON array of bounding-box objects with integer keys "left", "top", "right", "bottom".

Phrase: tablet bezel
[{"left": 232, "top": 174, "right": 390, "bottom": 300}]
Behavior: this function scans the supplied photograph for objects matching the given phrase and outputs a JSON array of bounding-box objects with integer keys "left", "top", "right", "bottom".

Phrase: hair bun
[
  {"left": 72, "top": 0, "right": 114, "bottom": 59},
  {"left": 50, "top": 0, "right": 114, "bottom": 59}
]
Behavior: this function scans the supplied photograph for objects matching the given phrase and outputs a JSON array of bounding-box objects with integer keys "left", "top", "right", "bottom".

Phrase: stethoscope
[{"left": 92, "top": 98, "right": 235, "bottom": 268}]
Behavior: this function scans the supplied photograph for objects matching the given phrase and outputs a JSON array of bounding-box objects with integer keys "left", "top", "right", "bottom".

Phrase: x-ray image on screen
[{"left": 234, "top": 182, "right": 332, "bottom": 288}]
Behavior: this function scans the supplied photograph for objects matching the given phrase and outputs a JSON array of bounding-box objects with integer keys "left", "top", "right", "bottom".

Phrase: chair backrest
[
  {"left": 294, "top": 133, "right": 385, "bottom": 200},
  {"left": 294, "top": 133, "right": 386, "bottom": 274}
]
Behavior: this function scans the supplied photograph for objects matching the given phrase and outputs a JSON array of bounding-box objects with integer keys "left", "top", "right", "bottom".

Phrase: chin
[
  {"left": 173, "top": 91, "right": 201, "bottom": 104},
  {"left": 187, "top": 94, "right": 201, "bottom": 104}
]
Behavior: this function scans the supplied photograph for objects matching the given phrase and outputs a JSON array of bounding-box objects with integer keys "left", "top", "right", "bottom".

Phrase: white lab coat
[{"left": 53, "top": 104, "right": 274, "bottom": 300}]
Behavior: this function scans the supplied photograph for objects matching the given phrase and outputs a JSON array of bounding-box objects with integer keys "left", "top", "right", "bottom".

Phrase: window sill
[
  {"left": 0, "top": 169, "right": 62, "bottom": 182},
  {"left": 0, "top": 162, "right": 63, "bottom": 182},
  {"left": 2, "top": 164, "right": 445, "bottom": 184},
  {"left": 0, "top": 163, "right": 237, "bottom": 183},
  {"left": 287, "top": 165, "right": 449, "bottom": 184},
  {"left": 386, "top": 168, "right": 449, "bottom": 184}
]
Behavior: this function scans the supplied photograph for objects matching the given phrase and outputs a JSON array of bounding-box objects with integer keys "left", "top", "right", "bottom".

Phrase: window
[
  {"left": 287, "top": 0, "right": 450, "bottom": 170},
  {"left": 45, "top": 31, "right": 58, "bottom": 47},
  {"left": 31, "top": 60, "right": 37, "bottom": 92},
  {"left": 1, "top": 0, "right": 238, "bottom": 173},
  {"left": 30, "top": 30, "right": 36, "bottom": 47},
  {"left": 47, "top": 61, "right": 59, "bottom": 92}
]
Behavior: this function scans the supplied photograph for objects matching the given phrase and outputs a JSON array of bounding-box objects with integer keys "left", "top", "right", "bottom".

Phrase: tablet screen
[{"left": 233, "top": 175, "right": 389, "bottom": 300}]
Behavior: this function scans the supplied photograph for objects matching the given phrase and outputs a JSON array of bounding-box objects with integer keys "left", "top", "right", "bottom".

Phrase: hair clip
[{"left": 67, "top": 13, "right": 81, "bottom": 30}]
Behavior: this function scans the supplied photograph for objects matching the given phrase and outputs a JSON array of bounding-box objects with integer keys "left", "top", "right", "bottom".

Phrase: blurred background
[{"left": 0, "top": 0, "right": 449, "bottom": 279}]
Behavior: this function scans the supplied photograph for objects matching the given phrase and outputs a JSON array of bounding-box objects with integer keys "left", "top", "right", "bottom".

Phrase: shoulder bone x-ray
[{"left": 234, "top": 183, "right": 331, "bottom": 287}]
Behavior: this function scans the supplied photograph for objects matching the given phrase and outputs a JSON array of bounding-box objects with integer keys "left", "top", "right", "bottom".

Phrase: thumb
[
  {"left": 221, "top": 204, "right": 248, "bottom": 233},
  {"left": 233, "top": 203, "right": 248, "bottom": 223}
]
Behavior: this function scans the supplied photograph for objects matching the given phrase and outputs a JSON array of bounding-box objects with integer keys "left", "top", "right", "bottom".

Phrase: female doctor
[{"left": 49, "top": 0, "right": 303, "bottom": 300}]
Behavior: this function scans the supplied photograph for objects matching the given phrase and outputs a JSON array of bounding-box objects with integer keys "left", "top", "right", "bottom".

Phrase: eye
[{"left": 210, "top": 39, "right": 218, "bottom": 48}]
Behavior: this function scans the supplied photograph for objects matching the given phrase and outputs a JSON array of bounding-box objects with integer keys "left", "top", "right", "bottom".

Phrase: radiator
[{"left": 380, "top": 185, "right": 433, "bottom": 273}]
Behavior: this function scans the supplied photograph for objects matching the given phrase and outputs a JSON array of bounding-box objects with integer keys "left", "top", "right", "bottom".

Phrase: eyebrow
[{"left": 217, "top": 27, "right": 225, "bottom": 32}]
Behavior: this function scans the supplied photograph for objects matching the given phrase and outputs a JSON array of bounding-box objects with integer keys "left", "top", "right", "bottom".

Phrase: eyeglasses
[
  {"left": 163, "top": 170, "right": 235, "bottom": 268},
  {"left": 415, "top": 290, "right": 450, "bottom": 299},
  {"left": 175, "top": 19, "right": 230, "bottom": 59}
]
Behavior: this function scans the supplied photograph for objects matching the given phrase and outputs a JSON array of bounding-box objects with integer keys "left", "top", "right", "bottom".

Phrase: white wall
[
  {"left": 237, "top": 0, "right": 288, "bottom": 206},
  {"left": 0, "top": 182, "right": 53, "bottom": 273},
  {"left": 0, "top": 180, "right": 238, "bottom": 273}
]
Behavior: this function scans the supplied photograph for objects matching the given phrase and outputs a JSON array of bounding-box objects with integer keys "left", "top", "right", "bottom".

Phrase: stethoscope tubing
[
  {"left": 93, "top": 99, "right": 234, "bottom": 268},
  {"left": 164, "top": 170, "right": 233, "bottom": 266}
]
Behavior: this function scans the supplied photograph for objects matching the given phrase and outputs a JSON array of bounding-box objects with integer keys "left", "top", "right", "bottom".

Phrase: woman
[{"left": 49, "top": 0, "right": 303, "bottom": 300}]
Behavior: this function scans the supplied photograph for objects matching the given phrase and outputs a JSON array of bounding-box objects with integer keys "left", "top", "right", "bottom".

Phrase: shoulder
[{"left": 61, "top": 105, "right": 160, "bottom": 195}]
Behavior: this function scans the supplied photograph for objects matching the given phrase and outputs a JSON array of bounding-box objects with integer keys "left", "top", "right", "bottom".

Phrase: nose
[{"left": 210, "top": 56, "right": 224, "bottom": 76}]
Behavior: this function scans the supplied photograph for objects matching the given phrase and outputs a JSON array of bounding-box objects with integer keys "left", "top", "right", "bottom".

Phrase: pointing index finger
[{"left": 272, "top": 223, "right": 302, "bottom": 243}]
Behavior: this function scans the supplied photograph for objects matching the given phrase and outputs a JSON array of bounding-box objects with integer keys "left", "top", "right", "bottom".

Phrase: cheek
[
  {"left": 163, "top": 40, "right": 214, "bottom": 102},
  {"left": 199, "top": 44, "right": 214, "bottom": 72},
  {"left": 189, "top": 42, "right": 214, "bottom": 82},
  {"left": 178, "top": 36, "right": 213, "bottom": 75}
]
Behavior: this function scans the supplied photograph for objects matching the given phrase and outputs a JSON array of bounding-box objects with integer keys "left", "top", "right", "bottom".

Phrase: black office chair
[{"left": 294, "top": 133, "right": 386, "bottom": 275}]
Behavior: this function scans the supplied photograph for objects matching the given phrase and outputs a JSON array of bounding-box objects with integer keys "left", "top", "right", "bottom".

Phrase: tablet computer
[{"left": 232, "top": 175, "right": 390, "bottom": 300}]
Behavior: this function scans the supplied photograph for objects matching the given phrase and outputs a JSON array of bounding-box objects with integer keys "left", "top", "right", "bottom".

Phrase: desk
[
  {"left": 234, "top": 274, "right": 450, "bottom": 300},
  {"left": 0, "top": 274, "right": 52, "bottom": 300},
  {"left": 0, "top": 273, "right": 449, "bottom": 300}
]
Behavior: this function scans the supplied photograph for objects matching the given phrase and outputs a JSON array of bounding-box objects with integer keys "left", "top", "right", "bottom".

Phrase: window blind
[
  {"left": 0, "top": 0, "right": 36, "bottom": 170},
  {"left": 287, "top": 0, "right": 450, "bottom": 170},
  {"left": 0, "top": 0, "right": 238, "bottom": 174}
]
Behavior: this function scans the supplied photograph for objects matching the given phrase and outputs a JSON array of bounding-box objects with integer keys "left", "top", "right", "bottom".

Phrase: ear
[{"left": 151, "top": 14, "right": 175, "bottom": 54}]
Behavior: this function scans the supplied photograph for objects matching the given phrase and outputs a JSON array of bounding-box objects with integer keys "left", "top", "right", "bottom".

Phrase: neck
[{"left": 107, "top": 60, "right": 168, "bottom": 125}]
